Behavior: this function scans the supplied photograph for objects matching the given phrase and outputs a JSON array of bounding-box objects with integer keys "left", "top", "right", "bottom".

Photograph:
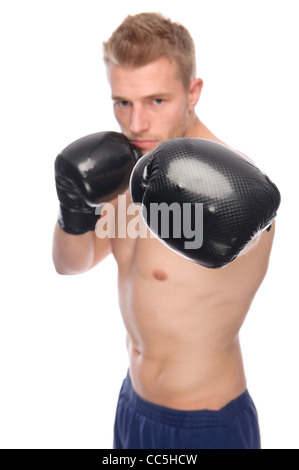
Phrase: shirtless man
[{"left": 52, "top": 13, "right": 280, "bottom": 449}]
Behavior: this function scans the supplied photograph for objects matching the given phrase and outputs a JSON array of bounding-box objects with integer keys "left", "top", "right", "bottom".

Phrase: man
[{"left": 53, "top": 13, "right": 279, "bottom": 449}]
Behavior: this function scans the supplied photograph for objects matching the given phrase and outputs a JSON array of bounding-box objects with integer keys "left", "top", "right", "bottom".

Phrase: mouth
[{"left": 130, "top": 140, "right": 159, "bottom": 152}]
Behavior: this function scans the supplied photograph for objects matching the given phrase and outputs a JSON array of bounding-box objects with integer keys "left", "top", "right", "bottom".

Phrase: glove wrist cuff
[{"left": 57, "top": 205, "right": 100, "bottom": 235}]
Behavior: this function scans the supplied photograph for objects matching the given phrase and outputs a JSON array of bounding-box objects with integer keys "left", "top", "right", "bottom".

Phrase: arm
[
  {"left": 52, "top": 222, "right": 111, "bottom": 275},
  {"left": 52, "top": 132, "right": 139, "bottom": 275}
]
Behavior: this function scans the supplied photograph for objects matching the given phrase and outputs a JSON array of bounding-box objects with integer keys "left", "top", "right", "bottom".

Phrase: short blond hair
[{"left": 103, "top": 12, "right": 196, "bottom": 90}]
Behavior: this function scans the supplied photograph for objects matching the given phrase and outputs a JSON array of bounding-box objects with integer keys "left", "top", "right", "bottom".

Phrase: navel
[{"left": 152, "top": 269, "right": 168, "bottom": 281}]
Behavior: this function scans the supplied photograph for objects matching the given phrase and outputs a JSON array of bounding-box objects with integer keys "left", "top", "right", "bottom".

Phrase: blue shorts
[{"left": 113, "top": 372, "right": 261, "bottom": 449}]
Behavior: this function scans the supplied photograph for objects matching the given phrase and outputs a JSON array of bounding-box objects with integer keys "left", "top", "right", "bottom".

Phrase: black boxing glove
[
  {"left": 55, "top": 131, "right": 139, "bottom": 234},
  {"left": 130, "top": 137, "right": 281, "bottom": 268}
]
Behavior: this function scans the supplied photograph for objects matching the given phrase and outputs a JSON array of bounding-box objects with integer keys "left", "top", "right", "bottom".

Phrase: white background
[{"left": 0, "top": 0, "right": 298, "bottom": 449}]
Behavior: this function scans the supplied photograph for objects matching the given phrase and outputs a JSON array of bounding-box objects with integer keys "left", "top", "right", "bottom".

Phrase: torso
[
  {"left": 109, "top": 189, "right": 275, "bottom": 410},
  {"left": 101, "top": 123, "right": 275, "bottom": 411}
]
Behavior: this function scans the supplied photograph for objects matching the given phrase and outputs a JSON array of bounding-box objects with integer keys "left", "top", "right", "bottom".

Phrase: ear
[{"left": 188, "top": 78, "right": 203, "bottom": 111}]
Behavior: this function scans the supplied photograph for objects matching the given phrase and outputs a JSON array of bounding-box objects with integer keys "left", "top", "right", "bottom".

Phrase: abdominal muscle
[
  {"left": 127, "top": 337, "right": 246, "bottom": 411},
  {"left": 116, "top": 244, "right": 250, "bottom": 411}
]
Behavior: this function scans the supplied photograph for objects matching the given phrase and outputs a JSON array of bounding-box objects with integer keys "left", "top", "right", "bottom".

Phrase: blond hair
[{"left": 103, "top": 12, "right": 196, "bottom": 90}]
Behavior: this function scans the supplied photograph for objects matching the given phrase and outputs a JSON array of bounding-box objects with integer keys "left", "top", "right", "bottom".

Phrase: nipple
[{"left": 152, "top": 269, "right": 168, "bottom": 281}]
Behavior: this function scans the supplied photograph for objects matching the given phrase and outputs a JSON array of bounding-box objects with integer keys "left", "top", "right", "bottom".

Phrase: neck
[
  {"left": 186, "top": 114, "right": 223, "bottom": 143},
  {"left": 185, "top": 113, "right": 201, "bottom": 137}
]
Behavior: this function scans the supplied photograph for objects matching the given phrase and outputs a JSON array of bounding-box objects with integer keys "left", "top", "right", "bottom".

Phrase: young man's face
[{"left": 107, "top": 57, "right": 196, "bottom": 155}]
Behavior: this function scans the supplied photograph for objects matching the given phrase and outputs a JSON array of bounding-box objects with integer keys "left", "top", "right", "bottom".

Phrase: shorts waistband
[{"left": 121, "top": 372, "right": 254, "bottom": 428}]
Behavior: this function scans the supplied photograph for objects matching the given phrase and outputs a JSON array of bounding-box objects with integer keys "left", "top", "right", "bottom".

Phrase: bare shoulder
[{"left": 195, "top": 120, "right": 255, "bottom": 163}]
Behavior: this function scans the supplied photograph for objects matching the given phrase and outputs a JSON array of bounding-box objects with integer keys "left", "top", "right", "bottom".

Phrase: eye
[
  {"left": 152, "top": 98, "right": 164, "bottom": 105},
  {"left": 114, "top": 100, "right": 131, "bottom": 108}
]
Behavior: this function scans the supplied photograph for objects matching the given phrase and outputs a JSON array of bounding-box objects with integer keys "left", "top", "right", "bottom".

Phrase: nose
[{"left": 130, "top": 104, "right": 150, "bottom": 134}]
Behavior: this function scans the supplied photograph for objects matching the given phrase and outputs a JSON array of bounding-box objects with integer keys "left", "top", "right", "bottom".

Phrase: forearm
[
  {"left": 52, "top": 222, "right": 103, "bottom": 275},
  {"left": 52, "top": 131, "right": 137, "bottom": 274}
]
